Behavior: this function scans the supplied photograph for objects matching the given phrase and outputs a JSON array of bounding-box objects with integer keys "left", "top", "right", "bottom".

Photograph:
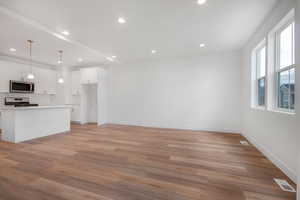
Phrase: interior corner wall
[
  {"left": 107, "top": 52, "right": 242, "bottom": 133},
  {"left": 98, "top": 68, "right": 108, "bottom": 126},
  {"left": 86, "top": 84, "right": 98, "bottom": 123},
  {"left": 241, "top": 0, "right": 298, "bottom": 183},
  {"left": 296, "top": 0, "right": 300, "bottom": 197}
]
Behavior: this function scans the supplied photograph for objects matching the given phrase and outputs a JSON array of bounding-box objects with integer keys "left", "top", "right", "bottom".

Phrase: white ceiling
[{"left": 0, "top": 0, "right": 278, "bottom": 67}]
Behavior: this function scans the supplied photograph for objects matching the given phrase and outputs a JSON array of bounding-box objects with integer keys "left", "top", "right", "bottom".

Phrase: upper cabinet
[
  {"left": 0, "top": 61, "right": 26, "bottom": 93},
  {"left": 0, "top": 60, "right": 57, "bottom": 94},
  {"left": 80, "top": 68, "right": 99, "bottom": 84},
  {"left": 72, "top": 70, "right": 81, "bottom": 95},
  {"left": 33, "top": 67, "right": 57, "bottom": 95}
]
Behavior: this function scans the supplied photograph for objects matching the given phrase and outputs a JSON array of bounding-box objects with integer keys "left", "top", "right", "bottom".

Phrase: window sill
[
  {"left": 268, "top": 109, "right": 296, "bottom": 115},
  {"left": 251, "top": 106, "right": 296, "bottom": 115},
  {"left": 251, "top": 106, "right": 266, "bottom": 111}
]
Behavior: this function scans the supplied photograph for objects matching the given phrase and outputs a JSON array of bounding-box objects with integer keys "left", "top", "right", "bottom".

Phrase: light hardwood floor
[{"left": 0, "top": 124, "right": 296, "bottom": 200}]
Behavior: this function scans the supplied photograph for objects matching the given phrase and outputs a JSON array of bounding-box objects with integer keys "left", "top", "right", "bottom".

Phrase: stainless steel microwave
[{"left": 10, "top": 80, "right": 35, "bottom": 93}]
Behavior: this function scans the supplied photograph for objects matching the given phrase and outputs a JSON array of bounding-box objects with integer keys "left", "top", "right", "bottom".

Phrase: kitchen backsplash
[{"left": 0, "top": 92, "right": 57, "bottom": 107}]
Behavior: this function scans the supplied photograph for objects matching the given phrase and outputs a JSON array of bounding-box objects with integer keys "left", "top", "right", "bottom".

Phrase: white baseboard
[
  {"left": 71, "top": 121, "right": 81, "bottom": 124},
  {"left": 243, "top": 132, "right": 297, "bottom": 183},
  {"left": 108, "top": 121, "right": 241, "bottom": 134}
]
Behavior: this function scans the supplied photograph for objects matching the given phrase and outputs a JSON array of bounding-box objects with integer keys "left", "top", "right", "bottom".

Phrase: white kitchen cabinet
[
  {"left": 0, "top": 61, "right": 28, "bottom": 93},
  {"left": 33, "top": 68, "right": 57, "bottom": 95},
  {"left": 71, "top": 70, "right": 81, "bottom": 95},
  {"left": 47, "top": 71, "right": 57, "bottom": 95},
  {"left": 71, "top": 104, "right": 81, "bottom": 122},
  {"left": 32, "top": 68, "right": 46, "bottom": 94},
  {"left": 0, "top": 60, "right": 57, "bottom": 95},
  {"left": 80, "top": 68, "right": 99, "bottom": 84}
]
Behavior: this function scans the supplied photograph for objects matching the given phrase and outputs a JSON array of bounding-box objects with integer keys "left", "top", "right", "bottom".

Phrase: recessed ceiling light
[
  {"left": 200, "top": 43, "right": 206, "bottom": 48},
  {"left": 112, "top": 55, "right": 117, "bottom": 59},
  {"left": 54, "top": 33, "right": 68, "bottom": 41},
  {"left": 106, "top": 57, "right": 114, "bottom": 62},
  {"left": 9, "top": 48, "right": 16, "bottom": 52},
  {"left": 61, "top": 31, "right": 70, "bottom": 36},
  {"left": 78, "top": 58, "right": 83, "bottom": 62},
  {"left": 58, "top": 60, "right": 63, "bottom": 64},
  {"left": 197, "top": 0, "right": 207, "bottom": 5},
  {"left": 118, "top": 17, "right": 126, "bottom": 24},
  {"left": 151, "top": 50, "right": 157, "bottom": 54}
]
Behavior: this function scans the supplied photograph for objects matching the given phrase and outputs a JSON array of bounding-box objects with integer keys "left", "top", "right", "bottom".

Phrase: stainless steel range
[{"left": 4, "top": 97, "right": 39, "bottom": 107}]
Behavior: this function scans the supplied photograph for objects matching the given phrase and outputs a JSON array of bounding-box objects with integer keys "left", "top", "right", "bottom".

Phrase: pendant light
[
  {"left": 57, "top": 50, "right": 64, "bottom": 84},
  {"left": 27, "top": 40, "right": 35, "bottom": 80}
]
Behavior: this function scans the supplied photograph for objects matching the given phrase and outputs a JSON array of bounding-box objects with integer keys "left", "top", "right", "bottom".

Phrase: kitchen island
[{"left": 0, "top": 106, "right": 71, "bottom": 143}]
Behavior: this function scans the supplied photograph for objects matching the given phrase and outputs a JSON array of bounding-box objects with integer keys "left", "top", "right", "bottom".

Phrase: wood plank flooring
[{"left": 0, "top": 124, "right": 296, "bottom": 200}]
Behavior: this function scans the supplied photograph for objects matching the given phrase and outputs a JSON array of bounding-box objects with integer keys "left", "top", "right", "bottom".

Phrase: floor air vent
[
  {"left": 240, "top": 141, "right": 249, "bottom": 146},
  {"left": 274, "top": 178, "right": 296, "bottom": 192}
]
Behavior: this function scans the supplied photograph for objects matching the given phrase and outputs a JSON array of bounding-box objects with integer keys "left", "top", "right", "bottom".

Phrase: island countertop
[
  {"left": 0, "top": 105, "right": 71, "bottom": 143},
  {"left": 0, "top": 105, "right": 72, "bottom": 111}
]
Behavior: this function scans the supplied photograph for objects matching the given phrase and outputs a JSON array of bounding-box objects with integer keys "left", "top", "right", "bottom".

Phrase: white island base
[{"left": 0, "top": 106, "right": 71, "bottom": 143}]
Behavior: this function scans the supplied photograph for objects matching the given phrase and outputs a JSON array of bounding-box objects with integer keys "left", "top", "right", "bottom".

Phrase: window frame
[
  {"left": 253, "top": 41, "right": 267, "bottom": 109},
  {"left": 274, "top": 20, "right": 295, "bottom": 113},
  {"left": 257, "top": 76, "right": 266, "bottom": 107}
]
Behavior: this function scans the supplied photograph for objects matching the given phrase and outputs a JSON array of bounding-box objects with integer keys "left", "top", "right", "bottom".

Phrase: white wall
[
  {"left": 108, "top": 52, "right": 242, "bottom": 133},
  {"left": 241, "top": 0, "right": 298, "bottom": 182},
  {"left": 296, "top": 0, "right": 300, "bottom": 197},
  {"left": 86, "top": 84, "right": 98, "bottom": 123},
  {"left": 80, "top": 84, "right": 99, "bottom": 124},
  {"left": 98, "top": 68, "right": 108, "bottom": 125}
]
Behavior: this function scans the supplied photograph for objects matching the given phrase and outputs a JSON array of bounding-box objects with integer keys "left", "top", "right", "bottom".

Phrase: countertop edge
[{"left": 0, "top": 105, "right": 72, "bottom": 111}]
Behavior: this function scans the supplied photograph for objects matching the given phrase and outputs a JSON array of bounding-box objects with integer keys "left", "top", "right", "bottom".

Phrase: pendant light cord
[
  {"left": 27, "top": 40, "right": 34, "bottom": 73},
  {"left": 59, "top": 50, "right": 63, "bottom": 65},
  {"left": 59, "top": 50, "right": 63, "bottom": 77}
]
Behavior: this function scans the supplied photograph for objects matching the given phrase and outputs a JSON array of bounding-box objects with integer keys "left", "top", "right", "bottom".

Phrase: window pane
[
  {"left": 259, "top": 47, "right": 266, "bottom": 77},
  {"left": 278, "top": 70, "right": 290, "bottom": 109},
  {"left": 292, "top": 23, "right": 295, "bottom": 65},
  {"left": 258, "top": 78, "right": 265, "bottom": 106},
  {"left": 280, "top": 24, "right": 293, "bottom": 69},
  {"left": 290, "top": 68, "right": 295, "bottom": 110}
]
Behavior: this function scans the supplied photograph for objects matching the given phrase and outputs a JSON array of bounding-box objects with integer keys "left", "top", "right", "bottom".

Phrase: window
[
  {"left": 276, "top": 22, "right": 295, "bottom": 111},
  {"left": 251, "top": 9, "right": 295, "bottom": 113},
  {"left": 252, "top": 41, "right": 266, "bottom": 108},
  {"left": 256, "top": 46, "right": 266, "bottom": 106}
]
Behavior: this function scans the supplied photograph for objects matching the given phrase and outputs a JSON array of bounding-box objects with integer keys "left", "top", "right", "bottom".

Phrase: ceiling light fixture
[
  {"left": 151, "top": 50, "right": 157, "bottom": 54},
  {"left": 78, "top": 58, "right": 83, "bottom": 62},
  {"left": 118, "top": 17, "right": 126, "bottom": 24},
  {"left": 112, "top": 56, "right": 117, "bottom": 59},
  {"left": 57, "top": 50, "right": 64, "bottom": 84},
  {"left": 200, "top": 43, "right": 206, "bottom": 48},
  {"left": 9, "top": 48, "right": 16, "bottom": 52},
  {"left": 54, "top": 33, "right": 68, "bottom": 41},
  {"left": 61, "top": 31, "right": 70, "bottom": 36},
  {"left": 58, "top": 77, "right": 64, "bottom": 84},
  {"left": 197, "top": 0, "right": 207, "bottom": 5},
  {"left": 106, "top": 57, "right": 114, "bottom": 62},
  {"left": 27, "top": 40, "right": 35, "bottom": 80}
]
